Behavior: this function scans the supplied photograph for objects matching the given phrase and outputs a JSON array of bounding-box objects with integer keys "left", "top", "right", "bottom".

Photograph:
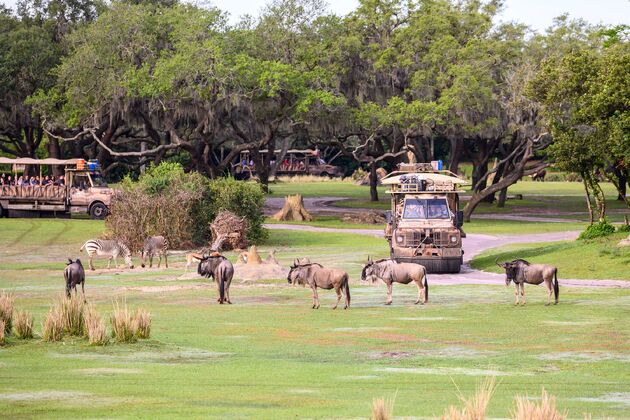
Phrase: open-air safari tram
[
  {"left": 382, "top": 162, "right": 469, "bottom": 273},
  {"left": 0, "top": 158, "right": 113, "bottom": 219}
]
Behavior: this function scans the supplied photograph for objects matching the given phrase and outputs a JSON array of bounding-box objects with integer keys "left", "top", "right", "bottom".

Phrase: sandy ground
[{"left": 265, "top": 223, "right": 630, "bottom": 288}]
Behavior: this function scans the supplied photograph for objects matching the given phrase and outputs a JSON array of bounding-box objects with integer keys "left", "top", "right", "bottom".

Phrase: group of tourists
[{"left": 0, "top": 173, "right": 65, "bottom": 187}]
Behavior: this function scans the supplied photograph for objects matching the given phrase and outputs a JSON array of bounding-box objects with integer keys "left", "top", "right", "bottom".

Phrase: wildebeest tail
[
  {"left": 553, "top": 269, "right": 559, "bottom": 302},
  {"left": 344, "top": 274, "right": 350, "bottom": 306},
  {"left": 424, "top": 273, "right": 429, "bottom": 302}
]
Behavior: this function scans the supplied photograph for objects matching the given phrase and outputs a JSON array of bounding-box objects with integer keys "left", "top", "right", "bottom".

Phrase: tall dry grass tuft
[
  {"left": 0, "top": 291, "right": 15, "bottom": 334},
  {"left": 58, "top": 295, "right": 85, "bottom": 336},
  {"left": 442, "top": 377, "right": 497, "bottom": 420},
  {"left": 110, "top": 301, "right": 137, "bottom": 343},
  {"left": 512, "top": 388, "right": 567, "bottom": 420},
  {"left": 42, "top": 307, "right": 64, "bottom": 342},
  {"left": 0, "top": 320, "right": 5, "bottom": 345},
  {"left": 13, "top": 310, "right": 34, "bottom": 339},
  {"left": 83, "top": 305, "right": 107, "bottom": 346},
  {"left": 371, "top": 395, "right": 395, "bottom": 420},
  {"left": 132, "top": 308, "right": 151, "bottom": 339}
]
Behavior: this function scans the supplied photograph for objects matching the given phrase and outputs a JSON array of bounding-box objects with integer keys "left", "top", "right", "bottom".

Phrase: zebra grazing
[
  {"left": 141, "top": 236, "right": 169, "bottom": 268},
  {"left": 80, "top": 239, "right": 134, "bottom": 271}
]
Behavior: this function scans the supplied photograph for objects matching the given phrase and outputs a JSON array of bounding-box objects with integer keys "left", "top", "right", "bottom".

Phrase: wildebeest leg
[
  {"left": 514, "top": 284, "right": 519, "bottom": 305},
  {"left": 226, "top": 279, "right": 232, "bottom": 304},
  {"left": 216, "top": 278, "right": 223, "bottom": 303},
  {"left": 311, "top": 285, "right": 319, "bottom": 309},
  {"left": 385, "top": 282, "right": 393, "bottom": 305},
  {"left": 545, "top": 279, "right": 552, "bottom": 306},
  {"left": 520, "top": 284, "right": 526, "bottom": 305},
  {"left": 414, "top": 279, "right": 422, "bottom": 305},
  {"left": 332, "top": 286, "right": 341, "bottom": 310}
]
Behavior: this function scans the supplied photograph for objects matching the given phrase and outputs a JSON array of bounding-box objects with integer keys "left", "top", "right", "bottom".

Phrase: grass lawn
[
  {"left": 472, "top": 232, "right": 630, "bottom": 280},
  {"left": 0, "top": 219, "right": 629, "bottom": 418}
]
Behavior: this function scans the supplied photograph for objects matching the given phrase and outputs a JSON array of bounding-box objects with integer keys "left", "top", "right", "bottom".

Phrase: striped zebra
[
  {"left": 80, "top": 239, "right": 134, "bottom": 270},
  {"left": 141, "top": 236, "right": 169, "bottom": 268}
]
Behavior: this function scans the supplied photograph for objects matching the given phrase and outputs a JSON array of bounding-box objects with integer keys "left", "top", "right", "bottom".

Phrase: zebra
[
  {"left": 141, "top": 236, "right": 169, "bottom": 268},
  {"left": 80, "top": 239, "right": 134, "bottom": 270}
]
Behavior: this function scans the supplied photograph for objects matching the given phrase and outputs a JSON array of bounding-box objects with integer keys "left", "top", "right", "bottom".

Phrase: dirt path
[{"left": 265, "top": 223, "right": 630, "bottom": 288}]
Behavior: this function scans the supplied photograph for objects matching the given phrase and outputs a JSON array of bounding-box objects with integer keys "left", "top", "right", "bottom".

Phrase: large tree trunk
[
  {"left": 448, "top": 138, "right": 463, "bottom": 174},
  {"left": 272, "top": 195, "right": 313, "bottom": 221},
  {"left": 369, "top": 162, "right": 379, "bottom": 202},
  {"left": 47, "top": 136, "right": 63, "bottom": 176}
]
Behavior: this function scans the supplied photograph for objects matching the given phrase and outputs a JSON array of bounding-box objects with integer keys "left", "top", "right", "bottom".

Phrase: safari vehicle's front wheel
[{"left": 89, "top": 202, "right": 108, "bottom": 220}]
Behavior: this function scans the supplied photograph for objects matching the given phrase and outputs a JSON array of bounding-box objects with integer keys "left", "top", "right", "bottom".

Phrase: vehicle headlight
[
  {"left": 396, "top": 235, "right": 404, "bottom": 243},
  {"left": 450, "top": 235, "right": 458, "bottom": 243}
]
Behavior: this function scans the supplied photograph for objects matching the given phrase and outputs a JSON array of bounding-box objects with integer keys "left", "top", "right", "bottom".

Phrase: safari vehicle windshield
[
  {"left": 89, "top": 173, "right": 108, "bottom": 187},
  {"left": 403, "top": 198, "right": 450, "bottom": 220}
]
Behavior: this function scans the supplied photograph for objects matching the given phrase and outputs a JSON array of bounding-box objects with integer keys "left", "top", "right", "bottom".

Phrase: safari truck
[
  {"left": 233, "top": 149, "right": 343, "bottom": 179},
  {"left": 0, "top": 158, "right": 113, "bottom": 219},
  {"left": 382, "top": 162, "right": 469, "bottom": 273}
]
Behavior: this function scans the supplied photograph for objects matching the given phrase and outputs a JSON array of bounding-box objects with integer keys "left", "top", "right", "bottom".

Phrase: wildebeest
[
  {"left": 530, "top": 168, "right": 546, "bottom": 182},
  {"left": 64, "top": 258, "right": 86, "bottom": 301},
  {"left": 198, "top": 252, "right": 234, "bottom": 304},
  {"left": 287, "top": 260, "right": 350, "bottom": 309},
  {"left": 80, "top": 239, "right": 134, "bottom": 270},
  {"left": 361, "top": 257, "right": 428, "bottom": 305},
  {"left": 141, "top": 236, "right": 169, "bottom": 268},
  {"left": 496, "top": 258, "right": 559, "bottom": 305}
]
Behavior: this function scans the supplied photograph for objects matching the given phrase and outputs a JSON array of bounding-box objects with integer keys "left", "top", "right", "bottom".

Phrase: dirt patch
[
  {"left": 75, "top": 368, "right": 143, "bottom": 376},
  {"left": 364, "top": 346, "right": 496, "bottom": 360},
  {"left": 0, "top": 391, "right": 91, "bottom": 401},
  {"left": 364, "top": 351, "right": 415, "bottom": 360},
  {"left": 234, "top": 264, "right": 289, "bottom": 282},
  {"left": 576, "top": 393, "right": 630, "bottom": 407},
  {"left": 287, "top": 389, "right": 318, "bottom": 395},
  {"left": 397, "top": 317, "right": 456, "bottom": 321},
  {"left": 536, "top": 351, "right": 630, "bottom": 363},
  {"left": 375, "top": 366, "right": 521, "bottom": 376},
  {"left": 542, "top": 320, "right": 601, "bottom": 326},
  {"left": 121, "top": 284, "right": 210, "bottom": 293},
  {"left": 52, "top": 348, "right": 230, "bottom": 364},
  {"left": 331, "top": 327, "right": 396, "bottom": 332}
]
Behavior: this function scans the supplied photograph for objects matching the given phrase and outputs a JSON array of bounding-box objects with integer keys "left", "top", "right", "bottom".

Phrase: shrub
[
  {"left": 106, "top": 163, "right": 267, "bottom": 250},
  {"left": 0, "top": 291, "right": 14, "bottom": 334},
  {"left": 512, "top": 388, "right": 566, "bottom": 420},
  {"left": 13, "top": 310, "right": 34, "bottom": 339},
  {"left": 0, "top": 320, "right": 5, "bottom": 345},
  {"left": 59, "top": 295, "right": 85, "bottom": 336},
  {"left": 565, "top": 173, "right": 582, "bottom": 182},
  {"left": 42, "top": 307, "right": 64, "bottom": 342},
  {"left": 544, "top": 173, "right": 565, "bottom": 182},
  {"left": 442, "top": 377, "right": 496, "bottom": 420},
  {"left": 110, "top": 301, "right": 137, "bottom": 343},
  {"left": 132, "top": 308, "right": 151, "bottom": 339},
  {"left": 352, "top": 167, "right": 367, "bottom": 181},
  {"left": 84, "top": 305, "right": 107, "bottom": 346},
  {"left": 617, "top": 224, "right": 630, "bottom": 233},
  {"left": 371, "top": 396, "right": 394, "bottom": 420},
  {"left": 204, "top": 177, "right": 267, "bottom": 245},
  {"left": 578, "top": 220, "right": 616, "bottom": 240}
]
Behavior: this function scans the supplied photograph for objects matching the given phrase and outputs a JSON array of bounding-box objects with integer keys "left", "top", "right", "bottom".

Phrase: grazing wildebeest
[
  {"left": 361, "top": 257, "right": 428, "bottom": 305},
  {"left": 64, "top": 258, "right": 86, "bottom": 301},
  {"left": 141, "top": 236, "right": 169, "bottom": 268},
  {"left": 287, "top": 260, "right": 350, "bottom": 309},
  {"left": 198, "top": 252, "right": 234, "bottom": 304},
  {"left": 530, "top": 168, "right": 547, "bottom": 182},
  {"left": 496, "top": 258, "right": 559, "bottom": 305},
  {"left": 80, "top": 239, "right": 134, "bottom": 270}
]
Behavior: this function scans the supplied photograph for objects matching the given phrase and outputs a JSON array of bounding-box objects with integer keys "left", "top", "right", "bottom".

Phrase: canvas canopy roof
[
  {"left": 381, "top": 172, "right": 469, "bottom": 185},
  {"left": 0, "top": 157, "right": 79, "bottom": 166}
]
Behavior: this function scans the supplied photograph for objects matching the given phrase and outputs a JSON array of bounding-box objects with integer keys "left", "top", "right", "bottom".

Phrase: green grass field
[{"left": 0, "top": 219, "right": 629, "bottom": 418}]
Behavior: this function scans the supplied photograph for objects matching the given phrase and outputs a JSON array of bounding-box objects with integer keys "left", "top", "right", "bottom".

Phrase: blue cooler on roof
[{"left": 87, "top": 160, "right": 100, "bottom": 171}]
